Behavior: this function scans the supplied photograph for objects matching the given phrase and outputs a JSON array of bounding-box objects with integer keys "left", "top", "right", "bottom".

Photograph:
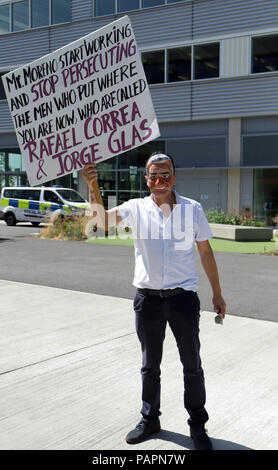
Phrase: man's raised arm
[{"left": 82, "top": 163, "right": 124, "bottom": 229}]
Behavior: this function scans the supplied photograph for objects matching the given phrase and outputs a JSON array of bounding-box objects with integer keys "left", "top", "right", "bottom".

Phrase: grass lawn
[
  {"left": 86, "top": 235, "right": 278, "bottom": 254},
  {"left": 86, "top": 235, "right": 134, "bottom": 246},
  {"left": 209, "top": 238, "right": 277, "bottom": 254}
]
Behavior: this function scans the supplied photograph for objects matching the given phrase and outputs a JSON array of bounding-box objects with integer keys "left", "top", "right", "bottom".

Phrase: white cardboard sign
[{"left": 2, "top": 16, "right": 160, "bottom": 186}]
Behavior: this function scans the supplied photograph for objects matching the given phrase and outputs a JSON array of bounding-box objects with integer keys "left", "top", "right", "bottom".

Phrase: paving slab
[{"left": 0, "top": 280, "right": 277, "bottom": 450}]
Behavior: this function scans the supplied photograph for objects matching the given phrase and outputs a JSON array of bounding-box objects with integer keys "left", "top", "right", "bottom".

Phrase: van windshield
[{"left": 56, "top": 189, "right": 86, "bottom": 203}]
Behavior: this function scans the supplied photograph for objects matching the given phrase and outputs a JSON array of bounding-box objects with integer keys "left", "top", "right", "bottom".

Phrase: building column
[{"left": 227, "top": 118, "right": 241, "bottom": 213}]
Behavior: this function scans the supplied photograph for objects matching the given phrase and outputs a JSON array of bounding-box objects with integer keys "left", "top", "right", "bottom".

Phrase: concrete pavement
[{"left": 0, "top": 279, "right": 278, "bottom": 450}]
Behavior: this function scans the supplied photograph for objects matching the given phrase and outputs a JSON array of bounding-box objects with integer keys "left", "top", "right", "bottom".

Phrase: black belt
[{"left": 137, "top": 287, "right": 186, "bottom": 298}]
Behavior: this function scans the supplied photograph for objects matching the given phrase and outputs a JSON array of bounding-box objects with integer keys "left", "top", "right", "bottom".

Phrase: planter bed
[{"left": 209, "top": 223, "right": 274, "bottom": 241}]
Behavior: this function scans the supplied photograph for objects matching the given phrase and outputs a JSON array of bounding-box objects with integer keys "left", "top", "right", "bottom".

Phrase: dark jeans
[{"left": 134, "top": 289, "right": 209, "bottom": 426}]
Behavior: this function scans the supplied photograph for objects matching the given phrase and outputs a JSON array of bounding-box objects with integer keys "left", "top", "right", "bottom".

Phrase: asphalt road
[{"left": 1, "top": 221, "right": 278, "bottom": 322}]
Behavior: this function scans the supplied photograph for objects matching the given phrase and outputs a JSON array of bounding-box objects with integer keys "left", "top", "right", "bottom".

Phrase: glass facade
[
  {"left": 253, "top": 168, "right": 278, "bottom": 225},
  {"left": 0, "top": 149, "right": 27, "bottom": 189},
  {"left": 0, "top": 149, "right": 25, "bottom": 172},
  {"left": 0, "top": 149, "right": 78, "bottom": 192}
]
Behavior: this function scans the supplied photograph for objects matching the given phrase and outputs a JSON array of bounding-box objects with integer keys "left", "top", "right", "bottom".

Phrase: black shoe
[
  {"left": 190, "top": 425, "right": 213, "bottom": 450},
  {"left": 125, "top": 418, "right": 161, "bottom": 444}
]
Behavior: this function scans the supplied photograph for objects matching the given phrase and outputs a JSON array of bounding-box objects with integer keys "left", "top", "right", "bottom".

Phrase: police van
[{"left": 0, "top": 186, "right": 90, "bottom": 226}]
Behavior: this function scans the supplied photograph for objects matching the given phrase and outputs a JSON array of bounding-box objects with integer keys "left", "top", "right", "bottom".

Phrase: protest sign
[{"left": 2, "top": 16, "right": 160, "bottom": 186}]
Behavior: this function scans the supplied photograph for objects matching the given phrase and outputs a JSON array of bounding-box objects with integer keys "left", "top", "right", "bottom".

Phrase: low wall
[{"left": 209, "top": 223, "right": 274, "bottom": 241}]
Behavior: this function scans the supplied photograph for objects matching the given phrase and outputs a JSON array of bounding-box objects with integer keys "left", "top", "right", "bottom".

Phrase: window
[
  {"left": 3, "top": 189, "right": 17, "bottom": 198},
  {"left": 95, "top": 0, "right": 185, "bottom": 16},
  {"left": 43, "top": 190, "right": 62, "bottom": 203},
  {"left": 167, "top": 137, "right": 227, "bottom": 168},
  {"left": 0, "top": 152, "right": 5, "bottom": 171},
  {"left": 23, "top": 189, "right": 41, "bottom": 200},
  {"left": 119, "top": 140, "right": 165, "bottom": 169},
  {"left": 51, "top": 0, "right": 70, "bottom": 24},
  {"left": 194, "top": 43, "right": 219, "bottom": 80},
  {"left": 8, "top": 152, "right": 25, "bottom": 171},
  {"left": 243, "top": 135, "right": 278, "bottom": 166},
  {"left": 0, "top": 4, "right": 10, "bottom": 34},
  {"left": 32, "top": 0, "right": 49, "bottom": 28},
  {"left": 142, "top": 0, "right": 164, "bottom": 6},
  {"left": 0, "top": 0, "right": 71, "bottom": 34},
  {"left": 95, "top": 0, "right": 115, "bottom": 16},
  {"left": 252, "top": 35, "right": 278, "bottom": 74},
  {"left": 118, "top": 0, "right": 139, "bottom": 13},
  {"left": 12, "top": 0, "right": 29, "bottom": 32},
  {"left": 0, "top": 150, "right": 25, "bottom": 173},
  {"left": 3, "top": 188, "right": 40, "bottom": 199},
  {"left": 142, "top": 50, "right": 165, "bottom": 84},
  {"left": 254, "top": 168, "right": 278, "bottom": 224},
  {"left": 142, "top": 43, "right": 220, "bottom": 85},
  {"left": 167, "top": 47, "right": 191, "bottom": 82},
  {"left": 56, "top": 189, "right": 86, "bottom": 202}
]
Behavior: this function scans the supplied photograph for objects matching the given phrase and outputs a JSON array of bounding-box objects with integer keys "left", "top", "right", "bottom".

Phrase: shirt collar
[{"left": 148, "top": 190, "right": 181, "bottom": 209}]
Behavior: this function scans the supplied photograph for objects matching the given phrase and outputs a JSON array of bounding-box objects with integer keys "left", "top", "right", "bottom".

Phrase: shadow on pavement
[
  {"left": 151, "top": 429, "right": 252, "bottom": 450},
  {"left": 5, "top": 223, "right": 45, "bottom": 228},
  {"left": 0, "top": 238, "right": 13, "bottom": 243}
]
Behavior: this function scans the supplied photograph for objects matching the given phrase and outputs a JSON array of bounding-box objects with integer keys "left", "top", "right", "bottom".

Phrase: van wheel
[
  {"left": 5, "top": 212, "right": 16, "bottom": 226},
  {"left": 31, "top": 222, "right": 40, "bottom": 227}
]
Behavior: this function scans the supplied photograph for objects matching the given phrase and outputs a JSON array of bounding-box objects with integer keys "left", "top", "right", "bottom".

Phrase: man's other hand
[{"left": 212, "top": 295, "right": 226, "bottom": 319}]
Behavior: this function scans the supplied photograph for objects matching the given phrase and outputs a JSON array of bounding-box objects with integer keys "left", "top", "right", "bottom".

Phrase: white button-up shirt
[{"left": 117, "top": 191, "right": 213, "bottom": 292}]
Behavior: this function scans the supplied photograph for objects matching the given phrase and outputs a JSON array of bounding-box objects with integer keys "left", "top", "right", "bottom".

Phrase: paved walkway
[{"left": 0, "top": 279, "right": 277, "bottom": 450}]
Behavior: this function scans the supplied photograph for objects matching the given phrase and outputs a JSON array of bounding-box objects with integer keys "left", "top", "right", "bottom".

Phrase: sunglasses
[{"left": 147, "top": 172, "right": 172, "bottom": 182}]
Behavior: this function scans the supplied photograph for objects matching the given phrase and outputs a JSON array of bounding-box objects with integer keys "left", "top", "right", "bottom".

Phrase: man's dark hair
[{"left": 145, "top": 152, "right": 175, "bottom": 175}]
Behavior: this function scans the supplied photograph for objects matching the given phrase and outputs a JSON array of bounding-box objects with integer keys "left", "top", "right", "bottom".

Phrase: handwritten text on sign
[{"left": 3, "top": 16, "right": 160, "bottom": 186}]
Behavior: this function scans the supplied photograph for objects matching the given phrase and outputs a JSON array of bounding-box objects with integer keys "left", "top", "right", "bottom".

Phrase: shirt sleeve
[
  {"left": 195, "top": 203, "right": 214, "bottom": 241},
  {"left": 116, "top": 200, "right": 136, "bottom": 229}
]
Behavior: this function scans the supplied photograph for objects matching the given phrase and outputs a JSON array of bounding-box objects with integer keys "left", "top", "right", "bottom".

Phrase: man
[{"left": 82, "top": 153, "right": 226, "bottom": 450}]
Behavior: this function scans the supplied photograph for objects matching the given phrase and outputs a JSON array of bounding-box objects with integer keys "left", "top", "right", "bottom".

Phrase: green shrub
[{"left": 206, "top": 209, "right": 266, "bottom": 227}]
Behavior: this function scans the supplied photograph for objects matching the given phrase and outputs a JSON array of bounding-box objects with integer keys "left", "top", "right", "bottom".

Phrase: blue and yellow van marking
[{"left": 0, "top": 198, "right": 72, "bottom": 214}]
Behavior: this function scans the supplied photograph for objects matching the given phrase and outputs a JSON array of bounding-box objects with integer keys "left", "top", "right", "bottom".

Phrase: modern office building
[{"left": 1, "top": 0, "right": 278, "bottom": 223}]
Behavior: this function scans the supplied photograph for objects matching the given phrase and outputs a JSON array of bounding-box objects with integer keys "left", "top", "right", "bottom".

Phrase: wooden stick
[{"left": 91, "top": 179, "right": 108, "bottom": 233}]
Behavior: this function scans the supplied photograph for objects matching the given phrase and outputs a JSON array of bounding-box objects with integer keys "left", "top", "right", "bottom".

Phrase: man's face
[{"left": 145, "top": 161, "right": 176, "bottom": 196}]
